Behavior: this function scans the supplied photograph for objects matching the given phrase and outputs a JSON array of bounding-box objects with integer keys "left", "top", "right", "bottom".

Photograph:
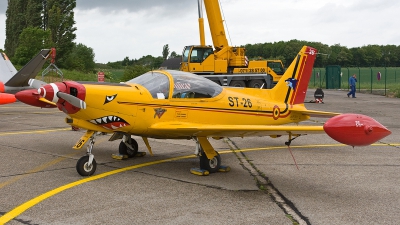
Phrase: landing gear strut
[
  {"left": 119, "top": 134, "right": 138, "bottom": 157},
  {"left": 76, "top": 133, "right": 97, "bottom": 176}
]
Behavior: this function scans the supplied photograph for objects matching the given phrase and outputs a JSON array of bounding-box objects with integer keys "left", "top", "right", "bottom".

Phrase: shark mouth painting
[{"left": 89, "top": 115, "right": 130, "bottom": 130}]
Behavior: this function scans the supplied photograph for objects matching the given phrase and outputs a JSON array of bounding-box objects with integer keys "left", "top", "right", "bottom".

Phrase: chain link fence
[{"left": 310, "top": 67, "right": 400, "bottom": 97}]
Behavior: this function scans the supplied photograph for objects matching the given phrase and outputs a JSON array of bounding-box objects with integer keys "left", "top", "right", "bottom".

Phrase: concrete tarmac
[{"left": 0, "top": 89, "right": 398, "bottom": 225}]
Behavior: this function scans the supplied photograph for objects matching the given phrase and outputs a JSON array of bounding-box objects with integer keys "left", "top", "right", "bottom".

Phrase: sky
[{"left": 1, "top": 0, "right": 399, "bottom": 63}]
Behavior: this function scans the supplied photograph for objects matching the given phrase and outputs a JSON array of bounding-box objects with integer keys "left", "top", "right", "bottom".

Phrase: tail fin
[
  {"left": 270, "top": 46, "right": 317, "bottom": 105},
  {"left": 4, "top": 49, "right": 52, "bottom": 87},
  {"left": 0, "top": 52, "right": 18, "bottom": 83}
]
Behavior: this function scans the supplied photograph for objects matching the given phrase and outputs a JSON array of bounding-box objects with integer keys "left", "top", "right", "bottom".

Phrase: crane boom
[
  {"left": 203, "top": 0, "right": 229, "bottom": 51},
  {"left": 180, "top": 0, "right": 285, "bottom": 89}
]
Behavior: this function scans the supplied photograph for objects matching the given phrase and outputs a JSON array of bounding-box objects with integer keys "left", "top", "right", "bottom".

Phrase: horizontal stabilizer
[{"left": 291, "top": 109, "right": 340, "bottom": 118}]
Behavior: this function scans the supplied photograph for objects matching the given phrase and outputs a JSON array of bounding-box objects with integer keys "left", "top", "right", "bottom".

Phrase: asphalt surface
[{"left": 0, "top": 89, "right": 398, "bottom": 225}]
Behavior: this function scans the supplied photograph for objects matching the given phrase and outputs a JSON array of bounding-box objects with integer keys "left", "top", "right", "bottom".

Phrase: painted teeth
[{"left": 90, "top": 115, "right": 127, "bottom": 125}]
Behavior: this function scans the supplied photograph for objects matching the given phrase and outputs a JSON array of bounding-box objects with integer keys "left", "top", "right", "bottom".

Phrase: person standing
[{"left": 347, "top": 74, "right": 357, "bottom": 98}]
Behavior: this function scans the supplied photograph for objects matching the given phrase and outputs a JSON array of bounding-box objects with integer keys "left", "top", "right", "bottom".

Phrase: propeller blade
[
  {"left": 57, "top": 92, "right": 87, "bottom": 109},
  {"left": 28, "top": 79, "right": 48, "bottom": 89}
]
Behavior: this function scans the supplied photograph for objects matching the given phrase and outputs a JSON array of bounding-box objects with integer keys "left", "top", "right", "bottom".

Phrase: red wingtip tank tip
[
  {"left": 0, "top": 93, "right": 16, "bottom": 105},
  {"left": 323, "top": 113, "right": 391, "bottom": 146}
]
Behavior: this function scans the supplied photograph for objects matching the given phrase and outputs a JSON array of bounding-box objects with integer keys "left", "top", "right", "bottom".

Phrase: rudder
[{"left": 270, "top": 46, "right": 317, "bottom": 105}]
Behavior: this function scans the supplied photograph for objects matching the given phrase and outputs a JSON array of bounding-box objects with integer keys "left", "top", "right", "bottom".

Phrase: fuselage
[{"left": 68, "top": 76, "right": 309, "bottom": 139}]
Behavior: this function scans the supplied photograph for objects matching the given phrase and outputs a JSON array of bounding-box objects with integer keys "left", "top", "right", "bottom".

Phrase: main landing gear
[
  {"left": 118, "top": 134, "right": 139, "bottom": 158},
  {"left": 191, "top": 137, "right": 230, "bottom": 176}
]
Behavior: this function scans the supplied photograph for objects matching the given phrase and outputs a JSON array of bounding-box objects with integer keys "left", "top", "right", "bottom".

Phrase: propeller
[
  {"left": 28, "top": 79, "right": 48, "bottom": 89},
  {"left": 57, "top": 92, "right": 87, "bottom": 109}
]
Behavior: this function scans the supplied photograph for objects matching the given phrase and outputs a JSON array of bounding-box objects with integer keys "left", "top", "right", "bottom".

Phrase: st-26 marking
[{"left": 228, "top": 97, "right": 252, "bottom": 108}]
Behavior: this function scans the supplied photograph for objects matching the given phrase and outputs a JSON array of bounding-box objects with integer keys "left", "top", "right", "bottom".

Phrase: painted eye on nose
[{"left": 104, "top": 94, "right": 117, "bottom": 104}]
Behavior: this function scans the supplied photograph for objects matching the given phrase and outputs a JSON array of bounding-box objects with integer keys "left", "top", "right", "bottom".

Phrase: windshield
[
  {"left": 267, "top": 62, "right": 284, "bottom": 75},
  {"left": 127, "top": 72, "right": 170, "bottom": 99},
  {"left": 182, "top": 46, "right": 190, "bottom": 63}
]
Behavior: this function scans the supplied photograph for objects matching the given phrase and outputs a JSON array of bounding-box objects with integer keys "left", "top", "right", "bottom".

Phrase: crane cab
[{"left": 180, "top": 45, "right": 228, "bottom": 74}]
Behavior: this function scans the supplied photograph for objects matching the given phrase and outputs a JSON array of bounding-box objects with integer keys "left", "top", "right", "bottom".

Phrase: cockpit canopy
[{"left": 126, "top": 70, "right": 223, "bottom": 99}]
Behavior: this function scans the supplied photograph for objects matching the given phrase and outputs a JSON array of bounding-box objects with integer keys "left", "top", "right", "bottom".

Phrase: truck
[{"left": 179, "top": 0, "right": 285, "bottom": 89}]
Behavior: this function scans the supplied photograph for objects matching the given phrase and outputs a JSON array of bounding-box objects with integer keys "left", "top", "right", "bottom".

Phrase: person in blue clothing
[{"left": 347, "top": 74, "right": 357, "bottom": 98}]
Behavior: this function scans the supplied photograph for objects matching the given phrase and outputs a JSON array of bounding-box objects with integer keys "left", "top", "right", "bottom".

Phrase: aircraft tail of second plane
[{"left": 4, "top": 49, "right": 52, "bottom": 88}]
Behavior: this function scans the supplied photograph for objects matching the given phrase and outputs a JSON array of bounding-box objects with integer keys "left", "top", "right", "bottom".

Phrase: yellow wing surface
[{"left": 148, "top": 121, "right": 324, "bottom": 138}]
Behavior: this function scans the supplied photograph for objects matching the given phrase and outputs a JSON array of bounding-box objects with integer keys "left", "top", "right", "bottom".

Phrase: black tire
[
  {"left": 76, "top": 155, "right": 97, "bottom": 176},
  {"left": 119, "top": 138, "right": 138, "bottom": 158},
  {"left": 200, "top": 152, "right": 221, "bottom": 173},
  {"left": 229, "top": 80, "right": 246, "bottom": 87},
  {"left": 248, "top": 79, "right": 264, "bottom": 89}
]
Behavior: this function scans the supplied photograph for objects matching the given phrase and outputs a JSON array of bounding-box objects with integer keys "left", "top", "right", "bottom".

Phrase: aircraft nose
[{"left": 323, "top": 114, "right": 391, "bottom": 146}]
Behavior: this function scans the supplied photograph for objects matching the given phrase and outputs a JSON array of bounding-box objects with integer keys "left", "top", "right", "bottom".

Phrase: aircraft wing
[{"left": 148, "top": 122, "right": 324, "bottom": 138}]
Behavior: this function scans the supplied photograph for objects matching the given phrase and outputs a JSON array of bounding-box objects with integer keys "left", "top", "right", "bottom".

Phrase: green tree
[
  {"left": 5, "top": 0, "right": 28, "bottom": 57},
  {"left": 26, "top": 0, "right": 43, "bottom": 27},
  {"left": 135, "top": 55, "right": 163, "bottom": 68},
  {"left": 107, "top": 61, "right": 124, "bottom": 69},
  {"left": 362, "top": 45, "right": 381, "bottom": 67},
  {"left": 64, "top": 43, "right": 95, "bottom": 72},
  {"left": 169, "top": 51, "right": 180, "bottom": 59},
  {"left": 122, "top": 56, "right": 130, "bottom": 66},
  {"left": 44, "top": 0, "right": 77, "bottom": 67},
  {"left": 162, "top": 44, "right": 170, "bottom": 60},
  {"left": 122, "top": 65, "right": 151, "bottom": 81},
  {"left": 152, "top": 56, "right": 164, "bottom": 69},
  {"left": 13, "top": 27, "right": 52, "bottom": 65}
]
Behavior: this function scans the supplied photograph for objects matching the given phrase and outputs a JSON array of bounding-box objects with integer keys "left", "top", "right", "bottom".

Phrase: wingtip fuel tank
[{"left": 323, "top": 114, "right": 391, "bottom": 146}]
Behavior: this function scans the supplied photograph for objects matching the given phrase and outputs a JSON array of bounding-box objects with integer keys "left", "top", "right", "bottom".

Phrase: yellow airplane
[{"left": 16, "top": 46, "right": 391, "bottom": 176}]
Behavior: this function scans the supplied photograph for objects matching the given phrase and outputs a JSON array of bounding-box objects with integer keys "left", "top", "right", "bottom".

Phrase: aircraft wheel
[
  {"left": 229, "top": 80, "right": 246, "bottom": 87},
  {"left": 76, "top": 155, "right": 97, "bottom": 176},
  {"left": 119, "top": 138, "right": 138, "bottom": 158},
  {"left": 248, "top": 79, "right": 264, "bottom": 89},
  {"left": 200, "top": 152, "right": 221, "bottom": 173}
]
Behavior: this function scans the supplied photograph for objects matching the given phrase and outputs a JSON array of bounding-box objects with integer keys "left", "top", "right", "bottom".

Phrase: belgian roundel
[{"left": 272, "top": 105, "right": 280, "bottom": 120}]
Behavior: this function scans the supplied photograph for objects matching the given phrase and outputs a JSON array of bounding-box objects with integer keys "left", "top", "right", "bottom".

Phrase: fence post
[
  {"left": 358, "top": 67, "right": 361, "bottom": 92},
  {"left": 347, "top": 68, "right": 350, "bottom": 90},
  {"left": 313, "top": 69, "right": 316, "bottom": 87},
  {"left": 385, "top": 67, "right": 387, "bottom": 96},
  {"left": 370, "top": 67, "right": 372, "bottom": 93},
  {"left": 319, "top": 68, "right": 322, "bottom": 88}
]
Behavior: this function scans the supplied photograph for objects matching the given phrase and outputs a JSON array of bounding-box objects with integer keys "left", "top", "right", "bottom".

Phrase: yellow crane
[{"left": 180, "top": 0, "right": 285, "bottom": 88}]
